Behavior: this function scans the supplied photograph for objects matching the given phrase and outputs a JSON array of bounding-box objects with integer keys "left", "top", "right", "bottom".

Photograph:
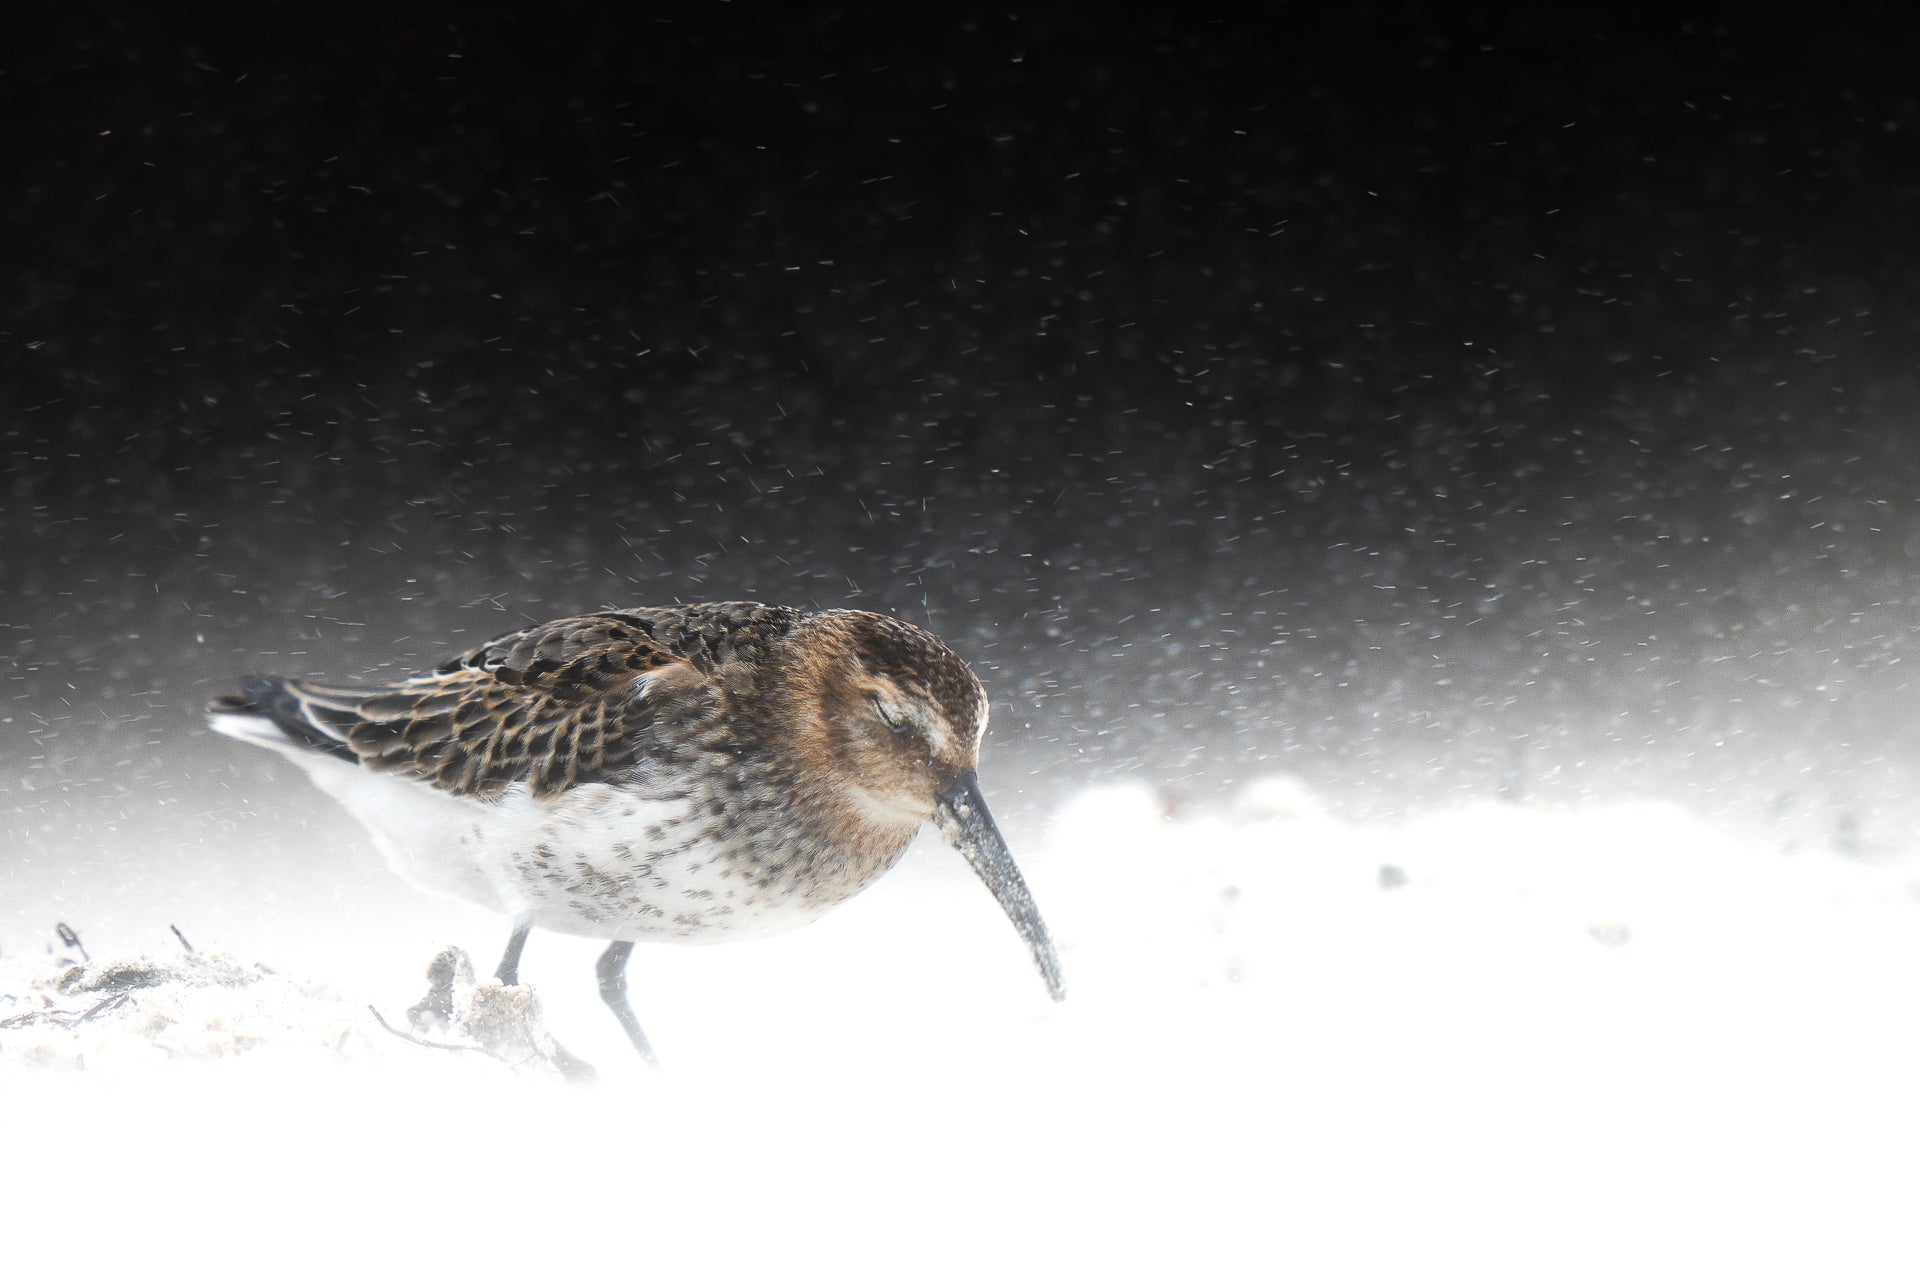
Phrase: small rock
[{"left": 407, "top": 946, "right": 475, "bottom": 1033}]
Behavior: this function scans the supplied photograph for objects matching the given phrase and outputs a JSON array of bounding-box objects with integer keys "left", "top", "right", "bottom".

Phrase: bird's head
[{"left": 782, "top": 609, "right": 1064, "bottom": 1002}]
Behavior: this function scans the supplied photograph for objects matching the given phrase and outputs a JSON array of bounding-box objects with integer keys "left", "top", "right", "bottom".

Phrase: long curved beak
[{"left": 934, "top": 770, "right": 1066, "bottom": 1002}]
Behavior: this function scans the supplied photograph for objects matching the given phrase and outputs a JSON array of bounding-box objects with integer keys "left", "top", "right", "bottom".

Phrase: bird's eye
[{"left": 870, "top": 697, "right": 908, "bottom": 733}]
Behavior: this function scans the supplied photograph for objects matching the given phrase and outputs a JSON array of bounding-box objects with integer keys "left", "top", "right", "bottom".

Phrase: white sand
[{"left": 6, "top": 780, "right": 1920, "bottom": 1276}]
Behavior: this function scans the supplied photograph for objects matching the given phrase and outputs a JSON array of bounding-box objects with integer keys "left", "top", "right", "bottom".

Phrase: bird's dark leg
[
  {"left": 596, "top": 940, "right": 658, "bottom": 1066},
  {"left": 495, "top": 916, "right": 533, "bottom": 986}
]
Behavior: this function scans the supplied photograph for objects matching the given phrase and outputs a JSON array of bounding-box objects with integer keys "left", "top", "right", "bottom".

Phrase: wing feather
[{"left": 211, "top": 603, "right": 802, "bottom": 799}]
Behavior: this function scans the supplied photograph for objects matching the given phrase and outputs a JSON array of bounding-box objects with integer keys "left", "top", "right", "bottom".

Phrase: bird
[{"left": 207, "top": 601, "right": 1065, "bottom": 1065}]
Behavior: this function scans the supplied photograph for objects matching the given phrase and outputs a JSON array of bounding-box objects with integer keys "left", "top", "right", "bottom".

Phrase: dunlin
[{"left": 209, "top": 602, "right": 1065, "bottom": 1064}]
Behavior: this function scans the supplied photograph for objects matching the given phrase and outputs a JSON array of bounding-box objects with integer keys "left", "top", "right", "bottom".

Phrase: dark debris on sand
[{"left": 0, "top": 925, "right": 587, "bottom": 1079}]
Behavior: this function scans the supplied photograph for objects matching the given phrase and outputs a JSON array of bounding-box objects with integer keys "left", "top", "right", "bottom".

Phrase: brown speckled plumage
[{"left": 209, "top": 601, "right": 1063, "bottom": 1066}]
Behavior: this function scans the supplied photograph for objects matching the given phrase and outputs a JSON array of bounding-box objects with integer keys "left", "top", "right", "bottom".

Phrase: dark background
[{"left": 6, "top": 4, "right": 1920, "bottom": 901}]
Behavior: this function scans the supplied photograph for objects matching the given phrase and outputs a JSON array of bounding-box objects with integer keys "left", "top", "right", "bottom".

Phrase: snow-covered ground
[{"left": 8, "top": 779, "right": 1920, "bottom": 1276}]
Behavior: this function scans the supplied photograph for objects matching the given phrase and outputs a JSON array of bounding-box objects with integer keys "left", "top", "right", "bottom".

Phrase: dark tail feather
[{"left": 207, "top": 677, "right": 357, "bottom": 762}]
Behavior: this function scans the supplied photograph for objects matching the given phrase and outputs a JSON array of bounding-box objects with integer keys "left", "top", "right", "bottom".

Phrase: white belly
[{"left": 234, "top": 726, "right": 833, "bottom": 943}]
